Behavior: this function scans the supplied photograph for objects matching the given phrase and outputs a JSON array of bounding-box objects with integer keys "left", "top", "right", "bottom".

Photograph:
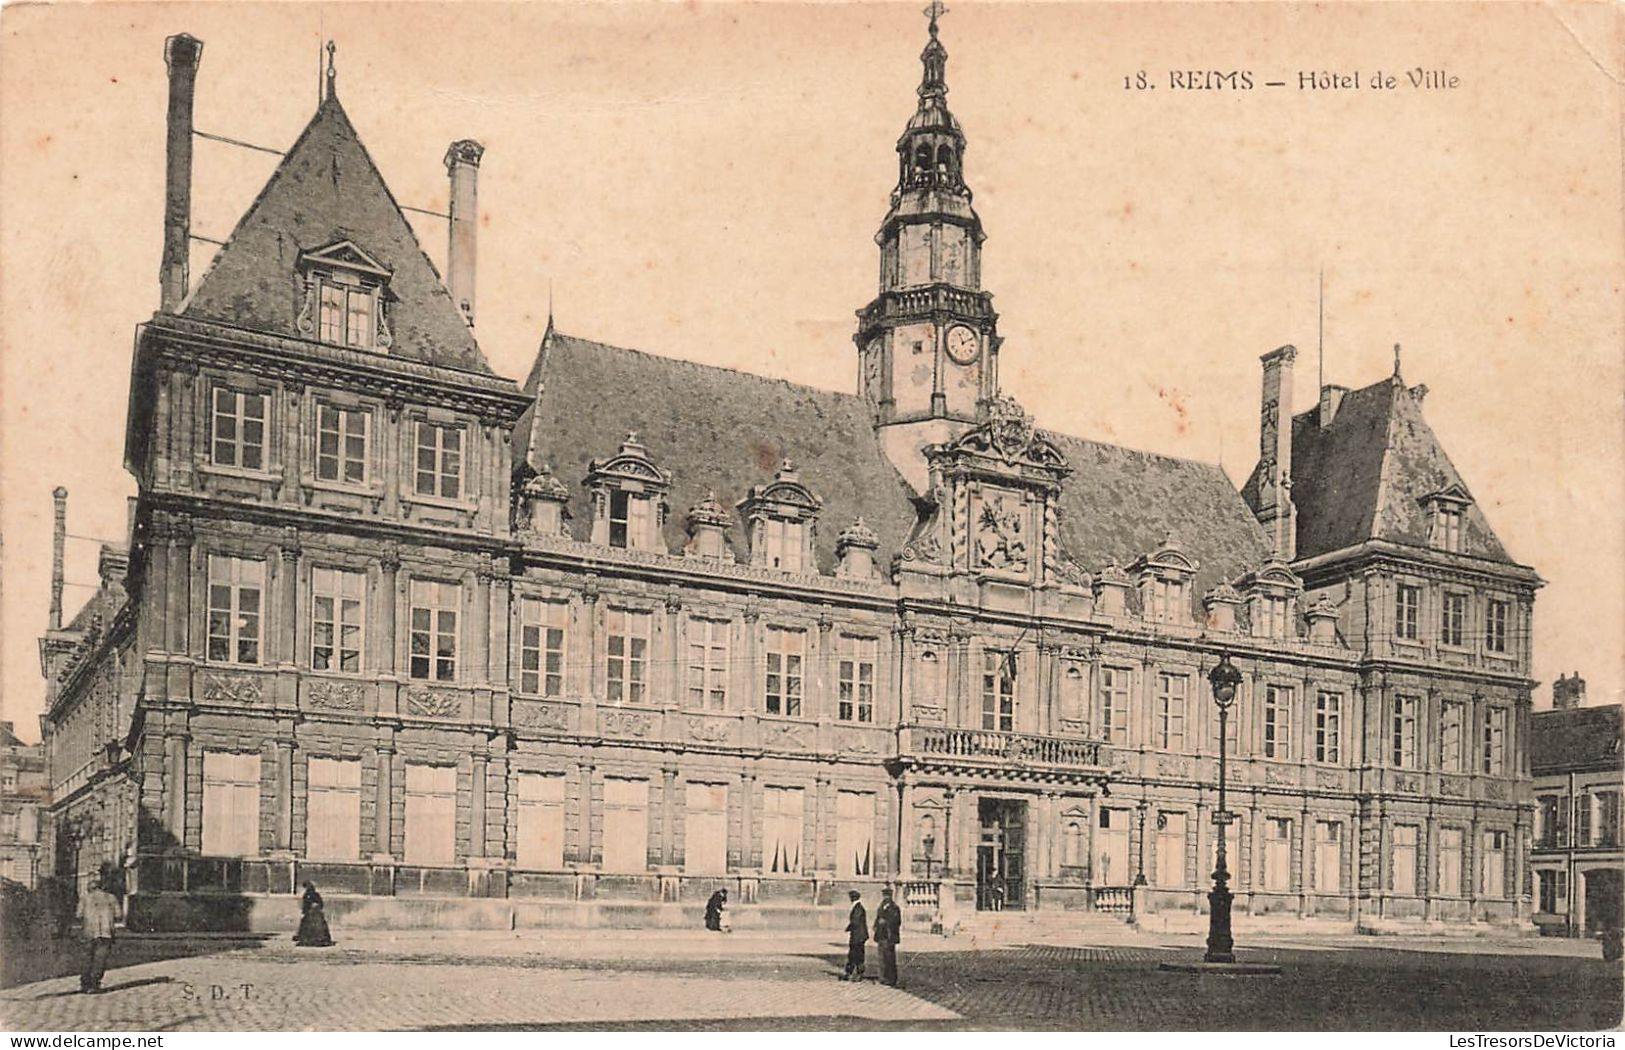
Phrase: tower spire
[
  {"left": 325, "top": 41, "right": 337, "bottom": 100},
  {"left": 920, "top": 2, "right": 949, "bottom": 99}
]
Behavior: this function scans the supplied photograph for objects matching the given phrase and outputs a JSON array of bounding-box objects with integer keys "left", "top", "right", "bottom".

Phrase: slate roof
[
  {"left": 1532, "top": 704, "right": 1624, "bottom": 775},
  {"left": 1245, "top": 376, "right": 1513, "bottom": 563},
  {"left": 516, "top": 330, "right": 1273, "bottom": 593},
  {"left": 182, "top": 93, "right": 492, "bottom": 376}
]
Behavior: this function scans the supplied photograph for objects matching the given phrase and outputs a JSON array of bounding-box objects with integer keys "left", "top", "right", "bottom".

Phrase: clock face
[{"left": 945, "top": 325, "right": 979, "bottom": 365}]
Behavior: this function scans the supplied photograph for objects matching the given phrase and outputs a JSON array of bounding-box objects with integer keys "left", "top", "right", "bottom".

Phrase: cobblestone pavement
[{"left": 1, "top": 929, "right": 1618, "bottom": 1031}]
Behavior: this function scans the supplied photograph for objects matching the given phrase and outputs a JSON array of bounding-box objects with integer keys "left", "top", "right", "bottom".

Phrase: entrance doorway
[
  {"left": 976, "top": 798, "right": 1026, "bottom": 911},
  {"left": 1584, "top": 869, "right": 1622, "bottom": 935}
]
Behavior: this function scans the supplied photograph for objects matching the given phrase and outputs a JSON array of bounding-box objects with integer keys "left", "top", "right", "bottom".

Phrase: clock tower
[{"left": 856, "top": 5, "right": 999, "bottom": 489}]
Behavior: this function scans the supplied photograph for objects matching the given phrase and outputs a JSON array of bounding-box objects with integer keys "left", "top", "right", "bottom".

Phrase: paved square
[{"left": 1, "top": 929, "right": 1618, "bottom": 1031}]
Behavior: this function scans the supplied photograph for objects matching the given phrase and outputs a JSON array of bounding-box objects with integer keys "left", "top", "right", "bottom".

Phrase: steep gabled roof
[
  {"left": 1532, "top": 704, "right": 1623, "bottom": 775},
  {"left": 1247, "top": 376, "right": 1513, "bottom": 563},
  {"left": 182, "top": 93, "right": 491, "bottom": 375},
  {"left": 516, "top": 331, "right": 1274, "bottom": 597}
]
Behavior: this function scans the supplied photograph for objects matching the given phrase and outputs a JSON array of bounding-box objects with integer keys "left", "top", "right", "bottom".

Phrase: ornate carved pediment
[
  {"left": 406, "top": 688, "right": 461, "bottom": 718},
  {"left": 1130, "top": 534, "right": 1199, "bottom": 578},
  {"left": 933, "top": 395, "right": 1070, "bottom": 477},
  {"left": 586, "top": 433, "right": 672, "bottom": 491},
  {"left": 1420, "top": 482, "right": 1473, "bottom": 508},
  {"left": 306, "top": 680, "right": 364, "bottom": 711},
  {"left": 513, "top": 700, "right": 570, "bottom": 731},
  {"left": 686, "top": 716, "right": 734, "bottom": 744},
  {"left": 602, "top": 710, "right": 655, "bottom": 738},
  {"left": 740, "top": 460, "right": 822, "bottom": 519},
  {"left": 297, "top": 239, "right": 393, "bottom": 281},
  {"left": 201, "top": 673, "right": 263, "bottom": 706}
]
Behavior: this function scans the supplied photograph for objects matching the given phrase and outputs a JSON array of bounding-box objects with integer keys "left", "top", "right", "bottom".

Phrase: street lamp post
[
  {"left": 1205, "top": 653, "right": 1243, "bottom": 964},
  {"left": 923, "top": 833, "right": 936, "bottom": 882}
]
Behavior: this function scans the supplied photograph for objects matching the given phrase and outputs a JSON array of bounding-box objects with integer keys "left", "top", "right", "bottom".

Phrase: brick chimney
[
  {"left": 1318, "top": 384, "right": 1348, "bottom": 428},
  {"left": 160, "top": 34, "right": 203, "bottom": 313},
  {"left": 444, "top": 140, "right": 484, "bottom": 326},
  {"left": 1552, "top": 672, "right": 1588, "bottom": 709},
  {"left": 49, "top": 486, "right": 67, "bottom": 630},
  {"left": 1255, "top": 345, "right": 1297, "bottom": 561}
]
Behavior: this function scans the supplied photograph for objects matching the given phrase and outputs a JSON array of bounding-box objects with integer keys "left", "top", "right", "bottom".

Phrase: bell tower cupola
[{"left": 856, "top": 3, "right": 998, "bottom": 441}]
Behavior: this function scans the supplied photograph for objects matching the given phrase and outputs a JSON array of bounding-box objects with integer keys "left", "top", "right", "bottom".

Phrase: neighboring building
[
  {"left": 39, "top": 20, "right": 1541, "bottom": 933},
  {"left": 1531, "top": 675, "right": 1623, "bottom": 936},
  {"left": 0, "top": 722, "right": 48, "bottom": 888}
]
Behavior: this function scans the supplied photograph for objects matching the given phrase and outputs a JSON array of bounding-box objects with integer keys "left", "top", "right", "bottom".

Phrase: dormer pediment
[
  {"left": 586, "top": 433, "right": 672, "bottom": 491},
  {"left": 1130, "top": 535, "right": 1198, "bottom": 579},
  {"left": 297, "top": 239, "right": 393, "bottom": 282},
  {"left": 738, "top": 460, "right": 822, "bottom": 521},
  {"left": 930, "top": 395, "right": 1070, "bottom": 485},
  {"left": 1237, "top": 559, "right": 1302, "bottom": 594},
  {"left": 1421, "top": 482, "right": 1473, "bottom": 508}
]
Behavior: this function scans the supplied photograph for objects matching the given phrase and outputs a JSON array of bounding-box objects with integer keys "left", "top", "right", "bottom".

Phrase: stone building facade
[
  {"left": 0, "top": 723, "right": 47, "bottom": 888},
  {"left": 40, "top": 21, "right": 1541, "bottom": 932},
  {"left": 1530, "top": 676, "right": 1622, "bottom": 936}
]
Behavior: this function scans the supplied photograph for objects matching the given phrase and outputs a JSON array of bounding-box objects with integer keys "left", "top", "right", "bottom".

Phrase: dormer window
[
  {"left": 1237, "top": 560, "right": 1304, "bottom": 641},
  {"left": 296, "top": 240, "right": 394, "bottom": 352},
  {"left": 1423, "top": 484, "right": 1472, "bottom": 553},
  {"left": 584, "top": 434, "right": 671, "bottom": 553},
  {"left": 739, "top": 460, "right": 821, "bottom": 575},
  {"left": 1130, "top": 536, "right": 1199, "bottom": 626}
]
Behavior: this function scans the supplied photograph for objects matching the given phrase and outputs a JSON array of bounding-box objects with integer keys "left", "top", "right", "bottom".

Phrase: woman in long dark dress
[
  {"left": 294, "top": 881, "right": 334, "bottom": 947},
  {"left": 704, "top": 889, "right": 727, "bottom": 932}
]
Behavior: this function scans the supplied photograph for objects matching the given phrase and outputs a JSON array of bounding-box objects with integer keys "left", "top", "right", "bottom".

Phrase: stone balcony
[{"left": 897, "top": 724, "right": 1111, "bottom": 782}]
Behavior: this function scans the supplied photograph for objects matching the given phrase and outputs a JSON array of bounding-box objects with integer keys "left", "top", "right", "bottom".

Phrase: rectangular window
[
  {"left": 1577, "top": 792, "right": 1594, "bottom": 846},
  {"left": 210, "top": 387, "right": 268, "bottom": 470},
  {"left": 1095, "top": 808, "right": 1133, "bottom": 888},
  {"left": 409, "top": 579, "right": 459, "bottom": 682},
  {"left": 763, "top": 786, "right": 804, "bottom": 874},
  {"left": 764, "top": 627, "right": 805, "bottom": 717},
  {"left": 315, "top": 404, "right": 370, "bottom": 485},
  {"left": 1263, "top": 817, "right": 1292, "bottom": 892},
  {"left": 1148, "top": 578, "right": 1183, "bottom": 623},
  {"left": 414, "top": 422, "right": 462, "bottom": 500},
  {"left": 201, "top": 751, "right": 260, "bottom": 857},
  {"left": 1441, "top": 701, "right": 1465, "bottom": 772},
  {"left": 836, "top": 791, "right": 875, "bottom": 878},
  {"left": 981, "top": 650, "right": 1016, "bottom": 732},
  {"left": 520, "top": 598, "right": 568, "bottom": 697},
  {"left": 607, "top": 491, "right": 654, "bottom": 549},
  {"left": 1392, "top": 824, "right": 1418, "bottom": 895},
  {"left": 1256, "top": 595, "right": 1291, "bottom": 639},
  {"left": 1315, "top": 691, "right": 1342, "bottom": 764},
  {"left": 403, "top": 764, "right": 457, "bottom": 866},
  {"left": 609, "top": 490, "right": 630, "bottom": 548},
  {"left": 1597, "top": 792, "right": 1622, "bottom": 849},
  {"left": 1482, "top": 707, "right": 1506, "bottom": 775},
  {"left": 601, "top": 777, "right": 649, "bottom": 874},
  {"left": 207, "top": 555, "right": 264, "bottom": 665},
  {"left": 1314, "top": 821, "right": 1341, "bottom": 894},
  {"left": 311, "top": 566, "right": 365, "bottom": 673},
  {"left": 1485, "top": 599, "right": 1510, "bottom": 653},
  {"left": 1154, "top": 811, "right": 1186, "bottom": 888},
  {"left": 838, "top": 636, "right": 877, "bottom": 723},
  {"left": 1263, "top": 685, "right": 1293, "bottom": 760},
  {"left": 1538, "top": 870, "right": 1562, "bottom": 914},
  {"left": 1156, "top": 673, "right": 1188, "bottom": 751},
  {"left": 1482, "top": 830, "right": 1506, "bottom": 898},
  {"left": 686, "top": 618, "right": 729, "bottom": 710},
  {"left": 317, "top": 280, "right": 376, "bottom": 349},
  {"left": 606, "top": 608, "right": 652, "bottom": 704},
  {"left": 1392, "top": 695, "right": 1417, "bottom": 767},
  {"left": 1442, "top": 592, "right": 1467, "bottom": 648},
  {"left": 515, "top": 773, "right": 566, "bottom": 871},
  {"left": 684, "top": 783, "right": 728, "bottom": 875},
  {"left": 1100, "top": 667, "right": 1131, "bottom": 745},
  {"left": 1437, "top": 827, "right": 1463, "bottom": 896},
  {"left": 1433, "top": 505, "right": 1463, "bottom": 552},
  {"left": 765, "top": 518, "right": 804, "bottom": 572},
  {"left": 305, "top": 757, "right": 362, "bottom": 861},
  {"left": 1395, "top": 584, "right": 1421, "bottom": 641}
]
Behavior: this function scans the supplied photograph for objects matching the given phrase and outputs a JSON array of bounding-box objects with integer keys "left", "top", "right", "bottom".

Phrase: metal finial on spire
[
  {"left": 924, "top": 0, "right": 948, "bottom": 35},
  {"left": 325, "top": 41, "right": 337, "bottom": 99},
  {"left": 1393, "top": 342, "right": 1403, "bottom": 379}
]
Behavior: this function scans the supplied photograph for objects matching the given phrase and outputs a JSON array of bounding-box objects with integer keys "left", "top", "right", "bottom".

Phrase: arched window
[
  {"left": 918, "top": 814, "right": 937, "bottom": 858},
  {"left": 936, "top": 144, "right": 955, "bottom": 176},
  {"left": 914, "top": 144, "right": 933, "bottom": 176}
]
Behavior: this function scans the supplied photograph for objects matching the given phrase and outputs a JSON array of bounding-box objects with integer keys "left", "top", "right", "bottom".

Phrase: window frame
[
  {"left": 1485, "top": 598, "right": 1510, "bottom": 654},
  {"left": 413, "top": 421, "right": 464, "bottom": 501},
  {"left": 519, "top": 597, "right": 568, "bottom": 698},
  {"left": 606, "top": 607, "right": 653, "bottom": 705},
  {"left": 764, "top": 626, "right": 806, "bottom": 717},
  {"left": 1395, "top": 583, "right": 1421, "bottom": 642},
  {"left": 315, "top": 273, "right": 381, "bottom": 351},
  {"left": 981, "top": 649, "right": 1016, "bottom": 733},
  {"left": 408, "top": 578, "right": 460, "bottom": 682},
  {"left": 315, "top": 402, "right": 371, "bottom": 486},
  {"left": 209, "top": 386, "right": 270, "bottom": 472},
  {"left": 1441, "top": 591, "right": 1469, "bottom": 649},
  {"left": 206, "top": 554, "right": 265, "bottom": 666},
  {"left": 764, "top": 516, "right": 806, "bottom": 573},
  {"left": 837, "top": 635, "right": 877, "bottom": 724},
  {"left": 1155, "top": 672, "right": 1188, "bottom": 751},
  {"left": 1099, "top": 666, "right": 1131, "bottom": 745},
  {"left": 1263, "top": 684, "right": 1294, "bottom": 761},
  {"left": 1391, "top": 694, "right": 1418, "bottom": 767},
  {"left": 686, "top": 617, "right": 729, "bottom": 710},
  {"left": 310, "top": 565, "right": 366, "bottom": 674},
  {"left": 1314, "top": 690, "right": 1342, "bottom": 764}
]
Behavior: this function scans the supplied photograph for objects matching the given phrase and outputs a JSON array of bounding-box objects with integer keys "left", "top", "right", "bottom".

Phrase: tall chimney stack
[
  {"left": 160, "top": 33, "right": 204, "bottom": 313},
  {"left": 444, "top": 140, "right": 485, "bottom": 327},
  {"left": 49, "top": 487, "right": 67, "bottom": 630},
  {"left": 1256, "top": 345, "right": 1298, "bottom": 561}
]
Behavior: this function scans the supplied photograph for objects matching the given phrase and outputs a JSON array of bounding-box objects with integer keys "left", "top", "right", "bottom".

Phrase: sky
[{"left": 1, "top": 2, "right": 1620, "bottom": 741}]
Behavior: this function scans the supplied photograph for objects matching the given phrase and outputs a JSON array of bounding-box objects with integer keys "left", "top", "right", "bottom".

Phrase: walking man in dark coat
[
  {"left": 874, "top": 886, "right": 903, "bottom": 986},
  {"left": 841, "top": 889, "right": 868, "bottom": 980}
]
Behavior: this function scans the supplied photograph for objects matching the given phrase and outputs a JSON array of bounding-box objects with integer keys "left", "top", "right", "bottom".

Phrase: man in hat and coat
[
  {"left": 874, "top": 886, "right": 903, "bottom": 986},
  {"left": 841, "top": 889, "right": 868, "bottom": 980}
]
